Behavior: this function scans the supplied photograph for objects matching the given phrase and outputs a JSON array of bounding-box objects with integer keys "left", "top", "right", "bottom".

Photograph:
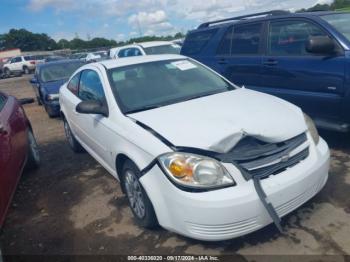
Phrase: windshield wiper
[
  {"left": 125, "top": 105, "right": 162, "bottom": 114},
  {"left": 182, "top": 90, "right": 226, "bottom": 102}
]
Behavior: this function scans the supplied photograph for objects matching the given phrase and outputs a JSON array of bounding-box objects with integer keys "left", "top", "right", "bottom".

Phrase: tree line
[
  {"left": 297, "top": 0, "right": 350, "bottom": 12},
  {"left": 0, "top": 29, "right": 185, "bottom": 52}
]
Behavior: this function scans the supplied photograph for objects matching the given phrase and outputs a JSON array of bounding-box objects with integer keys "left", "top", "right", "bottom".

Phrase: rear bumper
[{"left": 140, "top": 136, "right": 329, "bottom": 241}]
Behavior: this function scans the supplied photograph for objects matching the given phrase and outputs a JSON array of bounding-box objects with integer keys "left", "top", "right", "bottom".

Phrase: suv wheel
[
  {"left": 4, "top": 68, "right": 10, "bottom": 77},
  {"left": 63, "top": 117, "right": 83, "bottom": 152},
  {"left": 25, "top": 129, "right": 40, "bottom": 170},
  {"left": 23, "top": 66, "right": 30, "bottom": 74},
  {"left": 122, "top": 160, "right": 158, "bottom": 228}
]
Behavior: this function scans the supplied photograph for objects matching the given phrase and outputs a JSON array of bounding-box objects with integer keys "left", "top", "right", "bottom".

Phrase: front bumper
[{"left": 140, "top": 136, "right": 330, "bottom": 241}]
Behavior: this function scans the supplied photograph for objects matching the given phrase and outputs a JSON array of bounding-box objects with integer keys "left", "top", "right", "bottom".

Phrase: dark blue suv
[{"left": 181, "top": 10, "right": 350, "bottom": 132}]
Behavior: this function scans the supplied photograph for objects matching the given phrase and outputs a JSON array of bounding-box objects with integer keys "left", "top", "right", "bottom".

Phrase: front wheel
[
  {"left": 122, "top": 160, "right": 158, "bottom": 228},
  {"left": 25, "top": 129, "right": 40, "bottom": 170},
  {"left": 63, "top": 117, "right": 83, "bottom": 152},
  {"left": 4, "top": 68, "right": 10, "bottom": 77}
]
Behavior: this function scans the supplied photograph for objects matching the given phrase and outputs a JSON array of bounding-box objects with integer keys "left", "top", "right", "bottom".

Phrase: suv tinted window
[
  {"left": 24, "top": 56, "right": 35, "bottom": 61},
  {"left": 217, "top": 26, "right": 233, "bottom": 56},
  {"left": 79, "top": 70, "right": 105, "bottom": 102},
  {"left": 268, "top": 20, "right": 327, "bottom": 56},
  {"left": 231, "top": 23, "right": 262, "bottom": 55},
  {"left": 118, "top": 48, "right": 142, "bottom": 58},
  {"left": 12, "top": 57, "right": 22, "bottom": 63},
  {"left": 182, "top": 29, "right": 218, "bottom": 55},
  {"left": 67, "top": 73, "right": 80, "bottom": 95}
]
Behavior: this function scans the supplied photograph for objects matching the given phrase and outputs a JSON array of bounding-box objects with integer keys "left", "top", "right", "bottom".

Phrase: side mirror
[
  {"left": 76, "top": 100, "right": 108, "bottom": 117},
  {"left": 30, "top": 77, "right": 38, "bottom": 84},
  {"left": 306, "top": 36, "right": 335, "bottom": 54}
]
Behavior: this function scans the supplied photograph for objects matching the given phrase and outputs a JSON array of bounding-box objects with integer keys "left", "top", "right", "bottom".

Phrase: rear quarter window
[{"left": 181, "top": 29, "right": 218, "bottom": 55}]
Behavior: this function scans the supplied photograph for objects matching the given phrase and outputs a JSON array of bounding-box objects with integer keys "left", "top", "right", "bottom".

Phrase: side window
[
  {"left": 217, "top": 26, "right": 234, "bottom": 56},
  {"left": 11, "top": 57, "right": 19, "bottom": 63},
  {"left": 231, "top": 23, "right": 262, "bottom": 55},
  {"left": 67, "top": 73, "right": 81, "bottom": 95},
  {"left": 0, "top": 95, "right": 7, "bottom": 112},
  {"left": 181, "top": 29, "right": 218, "bottom": 55},
  {"left": 119, "top": 48, "right": 142, "bottom": 58},
  {"left": 78, "top": 70, "right": 106, "bottom": 102},
  {"left": 268, "top": 20, "right": 328, "bottom": 56},
  {"left": 14, "top": 57, "right": 22, "bottom": 62}
]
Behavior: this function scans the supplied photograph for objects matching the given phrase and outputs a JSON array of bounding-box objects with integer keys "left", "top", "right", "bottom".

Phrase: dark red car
[{"left": 0, "top": 92, "right": 40, "bottom": 227}]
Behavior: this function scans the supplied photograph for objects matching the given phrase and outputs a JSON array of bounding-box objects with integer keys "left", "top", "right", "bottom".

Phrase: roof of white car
[
  {"left": 99, "top": 54, "right": 187, "bottom": 69},
  {"left": 137, "top": 41, "right": 174, "bottom": 48},
  {"left": 110, "top": 41, "right": 175, "bottom": 52}
]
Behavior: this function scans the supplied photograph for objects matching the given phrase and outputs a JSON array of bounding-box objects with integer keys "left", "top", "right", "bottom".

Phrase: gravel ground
[{"left": 0, "top": 75, "right": 349, "bottom": 258}]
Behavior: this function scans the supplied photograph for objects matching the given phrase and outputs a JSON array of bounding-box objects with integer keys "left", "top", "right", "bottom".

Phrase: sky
[{"left": 0, "top": 0, "right": 333, "bottom": 42}]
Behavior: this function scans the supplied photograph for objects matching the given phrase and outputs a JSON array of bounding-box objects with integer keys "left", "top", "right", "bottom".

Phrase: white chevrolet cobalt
[{"left": 59, "top": 55, "right": 330, "bottom": 241}]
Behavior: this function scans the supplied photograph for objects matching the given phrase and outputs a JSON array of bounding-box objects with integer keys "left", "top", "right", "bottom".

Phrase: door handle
[
  {"left": 218, "top": 58, "right": 228, "bottom": 65},
  {"left": 263, "top": 60, "right": 278, "bottom": 66}
]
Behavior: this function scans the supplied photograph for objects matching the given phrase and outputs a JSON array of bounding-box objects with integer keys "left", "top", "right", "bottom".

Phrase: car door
[
  {"left": 214, "top": 22, "right": 264, "bottom": 88},
  {"left": 0, "top": 94, "right": 11, "bottom": 225},
  {"left": 11, "top": 57, "right": 22, "bottom": 71},
  {"left": 0, "top": 95, "right": 27, "bottom": 226},
  {"left": 261, "top": 19, "right": 346, "bottom": 121},
  {"left": 74, "top": 69, "right": 115, "bottom": 169}
]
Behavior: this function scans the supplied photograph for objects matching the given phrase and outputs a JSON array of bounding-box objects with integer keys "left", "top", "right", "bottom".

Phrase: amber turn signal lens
[{"left": 169, "top": 159, "right": 193, "bottom": 178}]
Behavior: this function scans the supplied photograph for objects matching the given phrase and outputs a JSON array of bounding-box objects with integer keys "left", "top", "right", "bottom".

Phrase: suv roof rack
[{"left": 197, "top": 10, "right": 290, "bottom": 29}]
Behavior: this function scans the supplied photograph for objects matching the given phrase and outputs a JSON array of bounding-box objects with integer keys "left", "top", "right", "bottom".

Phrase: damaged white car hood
[{"left": 129, "top": 88, "right": 307, "bottom": 153}]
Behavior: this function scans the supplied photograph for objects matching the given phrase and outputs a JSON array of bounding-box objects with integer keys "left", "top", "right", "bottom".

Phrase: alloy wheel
[{"left": 124, "top": 170, "right": 146, "bottom": 219}]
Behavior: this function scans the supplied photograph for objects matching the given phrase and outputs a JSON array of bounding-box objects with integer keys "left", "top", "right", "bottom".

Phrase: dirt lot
[{"left": 0, "top": 75, "right": 350, "bottom": 258}]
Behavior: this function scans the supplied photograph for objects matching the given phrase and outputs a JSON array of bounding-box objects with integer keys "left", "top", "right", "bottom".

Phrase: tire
[
  {"left": 63, "top": 117, "right": 83, "bottom": 152},
  {"left": 45, "top": 105, "right": 56, "bottom": 118},
  {"left": 25, "top": 129, "right": 40, "bottom": 170},
  {"left": 4, "top": 68, "right": 10, "bottom": 77},
  {"left": 122, "top": 160, "right": 158, "bottom": 228},
  {"left": 23, "top": 66, "right": 30, "bottom": 74},
  {"left": 37, "top": 96, "right": 42, "bottom": 106}
]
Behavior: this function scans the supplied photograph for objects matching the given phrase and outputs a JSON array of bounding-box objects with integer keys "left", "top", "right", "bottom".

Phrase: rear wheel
[
  {"left": 122, "top": 160, "right": 158, "bottom": 228},
  {"left": 23, "top": 66, "right": 30, "bottom": 74},
  {"left": 37, "top": 96, "right": 42, "bottom": 105},
  {"left": 25, "top": 129, "right": 40, "bottom": 170},
  {"left": 63, "top": 117, "right": 83, "bottom": 152}
]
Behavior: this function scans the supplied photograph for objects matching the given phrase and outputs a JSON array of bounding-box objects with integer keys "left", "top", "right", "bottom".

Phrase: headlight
[
  {"left": 158, "top": 153, "right": 235, "bottom": 189},
  {"left": 304, "top": 113, "right": 319, "bottom": 145},
  {"left": 46, "top": 94, "right": 59, "bottom": 101}
]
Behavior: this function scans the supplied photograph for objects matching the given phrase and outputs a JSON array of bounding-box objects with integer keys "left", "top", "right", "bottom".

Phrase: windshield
[
  {"left": 322, "top": 13, "right": 350, "bottom": 42},
  {"left": 107, "top": 59, "right": 235, "bottom": 114},
  {"left": 40, "top": 62, "right": 83, "bottom": 83},
  {"left": 143, "top": 44, "right": 181, "bottom": 55}
]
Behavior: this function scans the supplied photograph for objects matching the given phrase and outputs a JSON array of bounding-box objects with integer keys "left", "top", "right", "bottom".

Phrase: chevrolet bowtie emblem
[{"left": 281, "top": 154, "right": 290, "bottom": 162}]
